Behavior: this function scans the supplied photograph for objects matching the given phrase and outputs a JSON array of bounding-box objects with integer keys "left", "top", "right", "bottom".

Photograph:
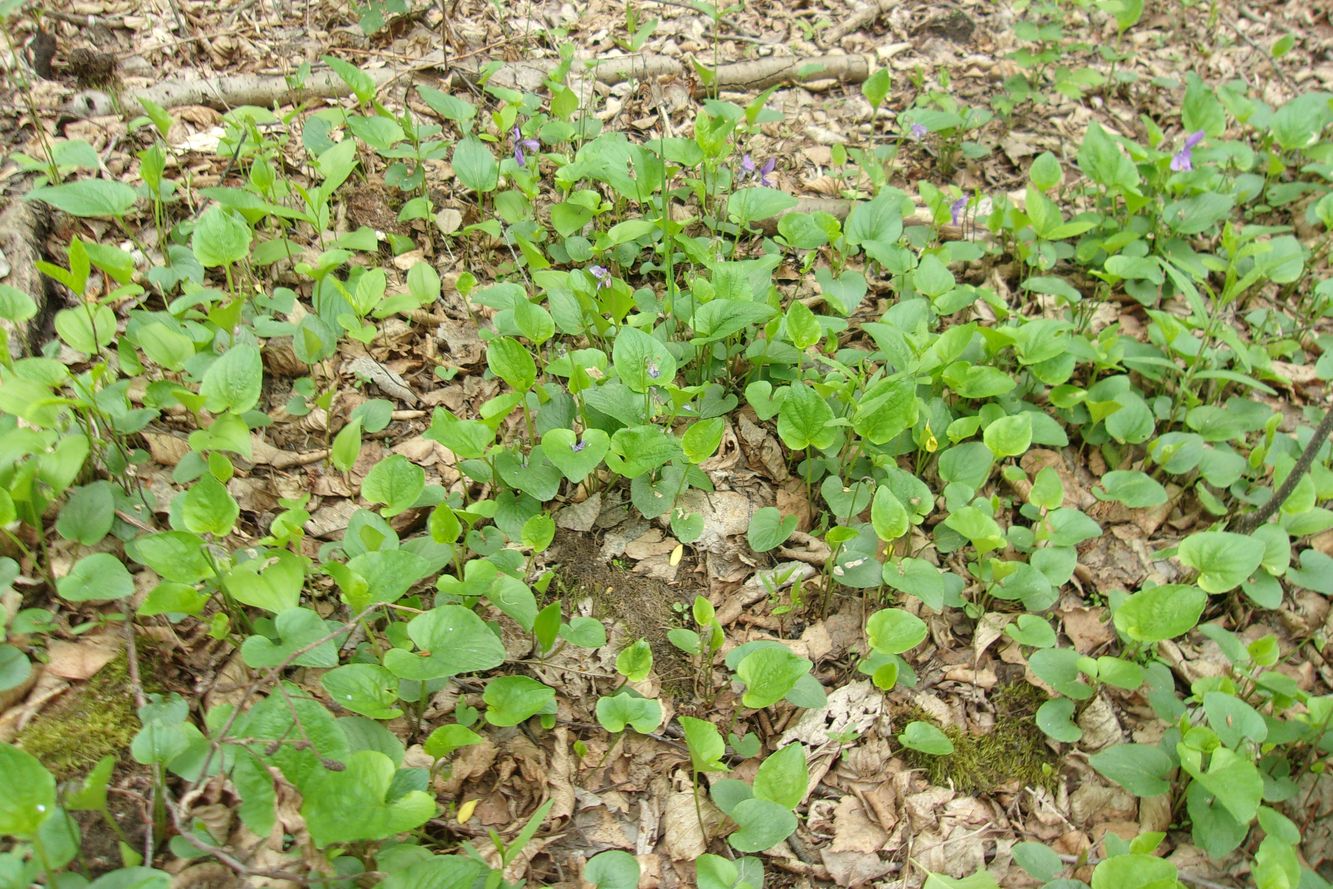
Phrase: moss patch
[
  {"left": 899, "top": 683, "right": 1058, "bottom": 794},
  {"left": 19, "top": 654, "right": 139, "bottom": 780}
]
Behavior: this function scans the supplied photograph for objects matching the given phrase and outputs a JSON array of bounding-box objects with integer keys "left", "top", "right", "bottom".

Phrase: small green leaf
[
  {"left": 866, "top": 608, "right": 927, "bottom": 654},
  {"left": 452, "top": 136, "right": 498, "bottom": 193},
  {"left": 1089, "top": 744, "right": 1173, "bottom": 796},
  {"left": 777, "top": 382, "right": 837, "bottom": 451},
  {"left": 680, "top": 716, "right": 727, "bottom": 773},
  {"left": 1114, "top": 583, "right": 1206, "bottom": 643},
  {"left": 728, "top": 798, "right": 796, "bottom": 852},
  {"left": 585, "top": 850, "right": 641, "bottom": 889},
  {"left": 870, "top": 484, "right": 909, "bottom": 542},
  {"left": 0, "top": 644, "right": 32, "bottom": 694},
  {"left": 382, "top": 605, "right": 506, "bottom": 680},
  {"left": 784, "top": 299, "right": 821, "bottom": 350},
  {"left": 241, "top": 607, "right": 339, "bottom": 668},
  {"left": 612, "top": 326, "right": 676, "bottom": 393},
  {"left": 55, "top": 480, "right": 116, "bottom": 545},
  {"left": 1091, "top": 854, "right": 1176, "bottom": 889},
  {"left": 1202, "top": 691, "right": 1267, "bottom": 748},
  {"left": 423, "top": 724, "right": 483, "bottom": 759},
  {"left": 852, "top": 377, "right": 917, "bottom": 445},
  {"left": 0, "top": 743, "right": 56, "bottom": 836},
  {"left": 487, "top": 336, "right": 537, "bottom": 392},
  {"left": 26, "top": 179, "right": 137, "bottom": 218},
  {"left": 1192, "top": 746, "right": 1263, "bottom": 823},
  {"left": 54, "top": 305, "right": 116, "bottom": 354},
  {"left": 682, "top": 417, "right": 726, "bottom": 463},
  {"left": 923, "top": 871, "right": 1000, "bottom": 889},
  {"left": 181, "top": 474, "right": 239, "bottom": 536},
  {"left": 899, "top": 721, "right": 954, "bottom": 755},
  {"left": 540, "top": 427, "right": 609, "bottom": 482},
  {"left": 1178, "top": 531, "right": 1265, "bottom": 593},
  {"left": 747, "top": 506, "right": 797, "bottom": 552},
  {"left": 362, "top": 454, "right": 426, "bottom": 517},
  {"left": 616, "top": 639, "right": 653, "bottom": 681},
  {"left": 58, "top": 552, "right": 134, "bottom": 602},
  {"left": 1028, "top": 152, "right": 1063, "bottom": 191},
  {"left": 736, "top": 647, "right": 811, "bottom": 709},
  {"left": 1011, "top": 842, "right": 1062, "bottom": 882},
  {"left": 1094, "top": 470, "right": 1168, "bottom": 508},
  {"left": 861, "top": 66, "right": 891, "bottom": 109},
  {"left": 321, "top": 664, "right": 403, "bottom": 720},
  {"left": 1005, "top": 614, "right": 1056, "bottom": 648},
  {"left": 222, "top": 551, "right": 305, "bottom": 614},
  {"left": 753, "top": 744, "right": 807, "bottom": 809},
  {"left": 192, "top": 205, "right": 252, "bottom": 267},
  {"left": 1035, "top": 698, "right": 1082, "bottom": 743},
  {"left": 983, "top": 413, "right": 1033, "bottom": 458},
  {"left": 484, "top": 675, "right": 555, "bottom": 726},
  {"left": 301, "top": 750, "right": 435, "bottom": 848},
  {"left": 200, "top": 344, "right": 263, "bottom": 414},
  {"left": 595, "top": 692, "right": 663, "bottom": 734}
]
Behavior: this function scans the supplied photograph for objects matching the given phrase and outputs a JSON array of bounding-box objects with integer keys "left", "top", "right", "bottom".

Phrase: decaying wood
[
  {"left": 0, "top": 198, "right": 51, "bottom": 361},
  {"left": 707, "top": 54, "right": 870, "bottom": 92},
  {"left": 129, "top": 52, "right": 873, "bottom": 112}
]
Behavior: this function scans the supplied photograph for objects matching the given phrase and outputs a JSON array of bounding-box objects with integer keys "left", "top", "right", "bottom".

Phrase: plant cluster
[{"left": 0, "top": 2, "right": 1331, "bottom": 887}]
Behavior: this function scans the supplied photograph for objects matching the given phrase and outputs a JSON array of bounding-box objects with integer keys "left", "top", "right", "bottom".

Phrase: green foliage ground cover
[{"left": 0, "top": 0, "right": 1331, "bottom": 886}]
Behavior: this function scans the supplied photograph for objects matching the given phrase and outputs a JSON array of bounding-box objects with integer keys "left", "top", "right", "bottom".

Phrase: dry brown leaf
[
  {"left": 830, "top": 795, "right": 889, "bottom": 853},
  {"left": 1061, "top": 605, "right": 1112, "bottom": 654},
  {"left": 45, "top": 634, "right": 120, "bottom": 680}
]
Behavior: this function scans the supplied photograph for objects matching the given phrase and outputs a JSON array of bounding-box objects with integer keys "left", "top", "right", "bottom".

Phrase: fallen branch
[
  {"left": 755, "top": 195, "right": 965, "bottom": 241},
  {"left": 707, "top": 54, "right": 869, "bottom": 92},
  {"left": 0, "top": 198, "right": 52, "bottom": 361},
  {"left": 128, "top": 51, "right": 872, "bottom": 111}
]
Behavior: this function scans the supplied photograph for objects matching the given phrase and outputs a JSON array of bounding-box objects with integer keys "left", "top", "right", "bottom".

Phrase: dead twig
[
  {"left": 1230, "top": 404, "right": 1333, "bottom": 534},
  {"left": 1223, "top": 12, "right": 1297, "bottom": 91},
  {"left": 819, "top": 0, "right": 894, "bottom": 47}
]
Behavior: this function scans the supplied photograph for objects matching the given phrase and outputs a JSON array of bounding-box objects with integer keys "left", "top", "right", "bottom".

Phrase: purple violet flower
[
  {"left": 572, "top": 439, "right": 587, "bottom": 453},
  {"left": 738, "top": 154, "right": 776, "bottom": 186},
  {"left": 511, "top": 126, "right": 540, "bottom": 168},
  {"left": 758, "top": 156, "right": 776, "bottom": 187},
  {"left": 910, "top": 123, "right": 928, "bottom": 142},
  {"left": 1171, "top": 130, "right": 1205, "bottom": 172},
  {"left": 647, "top": 361, "right": 661, "bottom": 380},
  {"left": 950, "top": 196, "right": 968, "bottom": 227},
  {"left": 590, "top": 264, "right": 611, "bottom": 289}
]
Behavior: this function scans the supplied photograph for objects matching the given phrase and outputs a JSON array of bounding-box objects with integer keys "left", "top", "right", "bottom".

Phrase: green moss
[
  {"left": 899, "top": 683, "right": 1058, "bottom": 794},
  {"left": 19, "top": 654, "right": 140, "bottom": 780}
]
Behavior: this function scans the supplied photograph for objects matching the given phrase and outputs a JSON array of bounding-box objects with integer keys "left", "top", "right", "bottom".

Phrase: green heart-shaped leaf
[
  {"left": 321, "top": 664, "right": 403, "bottom": 720},
  {"left": 301, "top": 750, "right": 435, "bottom": 847},
  {"left": 383, "top": 605, "right": 505, "bottom": 680},
  {"left": 241, "top": 608, "right": 340, "bottom": 668},
  {"left": 541, "top": 428, "right": 609, "bottom": 482}
]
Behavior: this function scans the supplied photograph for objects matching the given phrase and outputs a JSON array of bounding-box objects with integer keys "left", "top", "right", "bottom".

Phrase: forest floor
[{"left": 1, "top": 0, "right": 1332, "bottom": 887}]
